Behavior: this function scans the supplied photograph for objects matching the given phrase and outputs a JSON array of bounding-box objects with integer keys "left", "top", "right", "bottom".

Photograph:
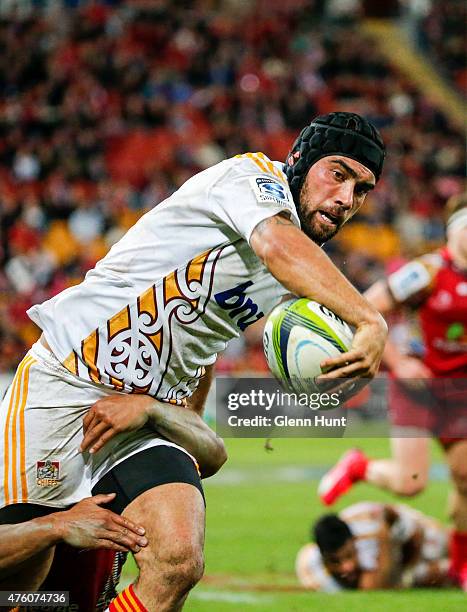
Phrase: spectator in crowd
[{"left": 420, "top": 0, "right": 466, "bottom": 95}]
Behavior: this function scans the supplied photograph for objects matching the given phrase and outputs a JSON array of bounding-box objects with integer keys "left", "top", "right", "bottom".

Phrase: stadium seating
[{"left": 420, "top": 0, "right": 466, "bottom": 95}]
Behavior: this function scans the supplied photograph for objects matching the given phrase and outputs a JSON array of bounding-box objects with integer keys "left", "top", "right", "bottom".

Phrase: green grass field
[{"left": 122, "top": 438, "right": 465, "bottom": 611}]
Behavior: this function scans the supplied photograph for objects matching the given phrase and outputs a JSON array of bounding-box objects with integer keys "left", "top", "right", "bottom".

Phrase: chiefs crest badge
[{"left": 36, "top": 460, "right": 60, "bottom": 487}]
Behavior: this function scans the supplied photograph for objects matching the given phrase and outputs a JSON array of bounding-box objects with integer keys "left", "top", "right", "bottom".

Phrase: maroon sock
[
  {"left": 41, "top": 544, "right": 116, "bottom": 610},
  {"left": 449, "top": 531, "right": 467, "bottom": 581}
]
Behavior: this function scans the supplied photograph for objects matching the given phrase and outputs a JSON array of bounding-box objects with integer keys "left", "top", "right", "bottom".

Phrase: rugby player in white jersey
[
  {"left": 0, "top": 112, "right": 387, "bottom": 610},
  {"left": 296, "top": 502, "right": 450, "bottom": 591}
]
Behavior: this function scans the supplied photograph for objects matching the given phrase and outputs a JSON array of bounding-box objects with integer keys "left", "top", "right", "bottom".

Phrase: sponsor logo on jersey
[
  {"left": 249, "top": 176, "right": 293, "bottom": 210},
  {"left": 36, "top": 460, "right": 60, "bottom": 487},
  {"left": 446, "top": 322, "right": 465, "bottom": 341},
  {"left": 214, "top": 281, "right": 264, "bottom": 331}
]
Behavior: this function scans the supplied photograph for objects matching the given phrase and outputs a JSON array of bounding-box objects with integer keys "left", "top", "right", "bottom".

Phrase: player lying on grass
[
  {"left": 0, "top": 493, "right": 146, "bottom": 610},
  {"left": 318, "top": 194, "right": 467, "bottom": 589},
  {"left": 296, "top": 501, "right": 451, "bottom": 591},
  {"left": 0, "top": 112, "right": 387, "bottom": 611}
]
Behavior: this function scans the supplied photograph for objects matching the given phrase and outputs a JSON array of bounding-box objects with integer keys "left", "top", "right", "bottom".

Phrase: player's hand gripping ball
[{"left": 263, "top": 298, "right": 354, "bottom": 399}]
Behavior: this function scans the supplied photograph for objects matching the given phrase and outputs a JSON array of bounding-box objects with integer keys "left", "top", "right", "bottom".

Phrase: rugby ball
[{"left": 263, "top": 298, "right": 353, "bottom": 394}]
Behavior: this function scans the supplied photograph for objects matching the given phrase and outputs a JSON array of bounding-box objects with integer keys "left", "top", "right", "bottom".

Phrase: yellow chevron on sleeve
[
  {"left": 237, "top": 152, "right": 287, "bottom": 184},
  {"left": 246, "top": 152, "right": 268, "bottom": 173},
  {"left": 255, "top": 151, "right": 288, "bottom": 183}
]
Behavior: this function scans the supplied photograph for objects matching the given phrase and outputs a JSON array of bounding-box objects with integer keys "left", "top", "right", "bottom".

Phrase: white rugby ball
[{"left": 263, "top": 298, "right": 353, "bottom": 395}]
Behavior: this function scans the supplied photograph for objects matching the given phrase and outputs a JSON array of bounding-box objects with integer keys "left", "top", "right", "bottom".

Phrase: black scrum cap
[{"left": 284, "top": 112, "right": 385, "bottom": 205}]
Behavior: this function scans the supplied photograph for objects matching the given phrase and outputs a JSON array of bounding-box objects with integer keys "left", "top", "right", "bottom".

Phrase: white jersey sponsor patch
[{"left": 249, "top": 175, "right": 295, "bottom": 211}]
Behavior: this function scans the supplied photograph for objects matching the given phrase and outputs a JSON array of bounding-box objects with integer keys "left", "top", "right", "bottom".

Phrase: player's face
[
  {"left": 298, "top": 155, "right": 376, "bottom": 244},
  {"left": 322, "top": 539, "right": 360, "bottom": 588}
]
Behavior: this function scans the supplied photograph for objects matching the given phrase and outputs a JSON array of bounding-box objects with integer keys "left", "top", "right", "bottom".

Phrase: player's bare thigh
[
  {"left": 122, "top": 483, "right": 205, "bottom": 611},
  {"left": 446, "top": 439, "right": 467, "bottom": 493},
  {"left": 446, "top": 440, "right": 467, "bottom": 531},
  {"left": 390, "top": 434, "right": 431, "bottom": 492}
]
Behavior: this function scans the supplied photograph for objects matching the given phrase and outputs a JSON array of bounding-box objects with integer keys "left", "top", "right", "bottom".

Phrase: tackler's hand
[
  {"left": 80, "top": 395, "right": 154, "bottom": 454},
  {"left": 56, "top": 493, "right": 148, "bottom": 553}
]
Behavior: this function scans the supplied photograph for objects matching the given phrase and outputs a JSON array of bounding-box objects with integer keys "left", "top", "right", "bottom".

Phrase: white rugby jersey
[
  {"left": 295, "top": 502, "right": 447, "bottom": 592},
  {"left": 28, "top": 153, "right": 299, "bottom": 403}
]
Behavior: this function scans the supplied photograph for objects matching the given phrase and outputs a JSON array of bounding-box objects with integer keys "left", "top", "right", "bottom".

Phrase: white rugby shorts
[{"left": 0, "top": 342, "right": 190, "bottom": 509}]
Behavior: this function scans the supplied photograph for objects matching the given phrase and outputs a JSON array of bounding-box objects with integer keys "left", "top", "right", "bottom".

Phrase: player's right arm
[
  {"left": 0, "top": 493, "right": 147, "bottom": 579},
  {"left": 364, "top": 260, "right": 435, "bottom": 378},
  {"left": 250, "top": 213, "right": 388, "bottom": 380}
]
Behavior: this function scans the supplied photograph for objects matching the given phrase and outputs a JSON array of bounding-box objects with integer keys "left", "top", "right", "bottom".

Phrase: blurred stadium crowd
[
  {"left": 416, "top": 0, "right": 466, "bottom": 95},
  {"left": 0, "top": 0, "right": 465, "bottom": 373}
]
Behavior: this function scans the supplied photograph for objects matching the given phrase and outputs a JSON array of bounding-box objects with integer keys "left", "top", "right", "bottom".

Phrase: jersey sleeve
[
  {"left": 390, "top": 509, "right": 417, "bottom": 544},
  {"left": 209, "top": 153, "right": 301, "bottom": 244},
  {"left": 295, "top": 544, "right": 343, "bottom": 592},
  {"left": 386, "top": 253, "right": 441, "bottom": 307},
  {"left": 355, "top": 537, "right": 379, "bottom": 572}
]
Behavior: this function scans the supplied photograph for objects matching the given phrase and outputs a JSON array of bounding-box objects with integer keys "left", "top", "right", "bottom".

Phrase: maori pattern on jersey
[{"left": 62, "top": 247, "right": 223, "bottom": 400}]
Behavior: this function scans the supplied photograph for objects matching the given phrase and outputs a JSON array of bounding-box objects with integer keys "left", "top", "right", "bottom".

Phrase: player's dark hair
[
  {"left": 284, "top": 112, "right": 385, "bottom": 207},
  {"left": 313, "top": 514, "right": 353, "bottom": 555}
]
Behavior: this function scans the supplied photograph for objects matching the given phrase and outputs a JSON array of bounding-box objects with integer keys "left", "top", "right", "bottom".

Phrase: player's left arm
[
  {"left": 365, "top": 267, "right": 434, "bottom": 378},
  {"left": 80, "top": 365, "right": 227, "bottom": 478},
  {"left": 385, "top": 506, "right": 424, "bottom": 576},
  {"left": 358, "top": 523, "right": 393, "bottom": 590}
]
